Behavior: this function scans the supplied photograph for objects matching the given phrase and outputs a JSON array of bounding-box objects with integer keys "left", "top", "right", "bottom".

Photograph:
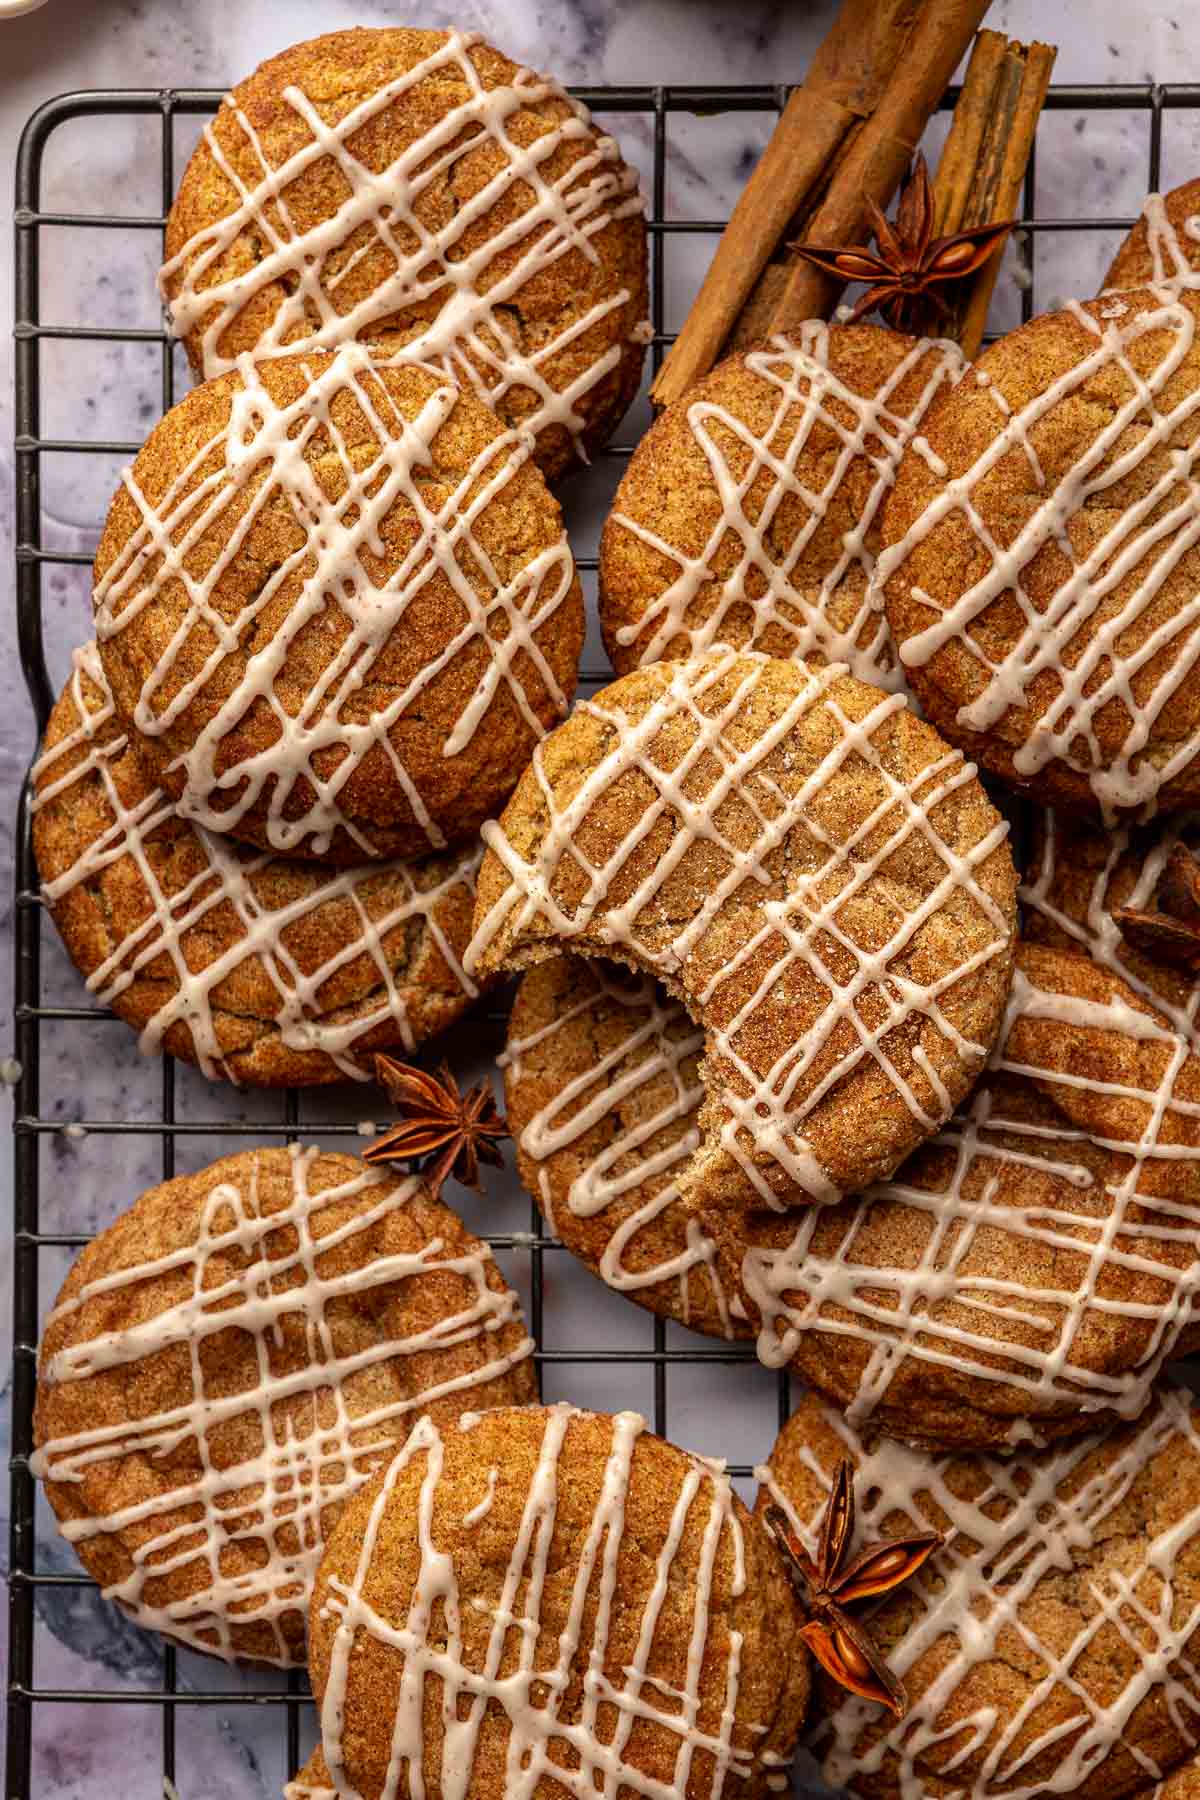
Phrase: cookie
[
  {"left": 505, "top": 943, "right": 1200, "bottom": 1451},
  {"left": 733, "top": 940, "right": 1200, "bottom": 1450},
  {"left": 32, "top": 646, "right": 483, "bottom": 1086},
  {"left": 879, "top": 287, "right": 1200, "bottom": 820},
  {"left": 32, "top": 1146, "right": 536, "bottom": 1665},
  {"left": 162, "top": 28, "right": 649, "bottom": 483},
  {"left": 1103, "top": 181, "right": 1200, "bottom": 291},
  {"left": 758, "top": 1384, "right": 1200, "bottom": 1800},
  {"left": 599, "top": 323, "right": 963, "bottom": 685},
  {"left": 284, "top": 1751, "right": 334, "bottom": 1800},
  {"left": 93, "top": 346, "right": 584, "bottom": 863},
  {"left": 469, "top": 649, "right": 1018, "bottom": 1211},
  {"left": 1023, "top": 806, "right": 1200, "bottom": 1044},
  {"left": 503, "top": 954, "right": 746, "bottom": 1339},
  {"left": 308, "top": 1402, "right": 810, "bottom": 1800}
]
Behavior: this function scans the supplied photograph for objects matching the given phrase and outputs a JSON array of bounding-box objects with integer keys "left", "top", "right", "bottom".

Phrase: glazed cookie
[
  {"left": 879, "top": 287, "right": 1200, "bottom": 819},
  {"left": 32, "top": 646, "right": 483, "bottom": 1086},
  {"left": 32, "top": 1147, "right": 536, "bottom": 1664},
  {"left": 506, "top": 944, "right": 1200, "bottom": 1451},
  {"left": 758, "top": 1387, "right": 1200, "bottom": 1800},
  {"left": 469, "top": 650, "right": 1018, "bottom": 1211},
  {"left": 503, "top": 955, "right": 746, "bottom": 1338},
  {"left": 93, "top": 347, "right": 584, "bottom": 863},
  {"left": 732, "top": 941, "right": 1200, "bottom": 1450},
  {"left": 162, "top": 28, "right": 649, "bottom": 482},
  {"left": 1023, "top": 807, "right": 1200, "bottom": 1044},
  {"left": 1103, "top": 181, "right": 1200, "bottom": 291},
  {"left": 309, "top": 1403, "right": 810, "bottom": 1800},
  {"left": 599, "top": 323, "right": 963, "bottom": 685}
]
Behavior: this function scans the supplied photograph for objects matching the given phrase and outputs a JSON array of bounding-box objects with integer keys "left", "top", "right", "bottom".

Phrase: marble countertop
[{"left": 3, "top": 2, "right": 1199, "bottom": 1796}]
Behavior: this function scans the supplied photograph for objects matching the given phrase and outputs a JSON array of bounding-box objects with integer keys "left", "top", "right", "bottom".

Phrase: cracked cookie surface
[
  {"left": 470, "top": 650, "right": 1017, "bottom": 1213},
  {"left": 33, "top": 647, "right": 485, "bottom": 1086},
  {"left": 759, "top": 1385, "right": 1200, "bottom": 1800},
  {"left": 32, "top": 1146, "right": 536, "bottom": 1666},
  {"left": 161, "top": 27, "right": 649, "bottom": 482},
  {"left": 92, "top": 349, "right": 584, "bottom": 863},
  {"left": 309, "top": 1403, "right": 810, "bottom": 1800}
]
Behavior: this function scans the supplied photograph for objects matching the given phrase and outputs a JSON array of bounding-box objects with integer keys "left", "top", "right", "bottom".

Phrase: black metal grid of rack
[{"left": 8, "top": 72, "right": 1199, "bottom": 1800}]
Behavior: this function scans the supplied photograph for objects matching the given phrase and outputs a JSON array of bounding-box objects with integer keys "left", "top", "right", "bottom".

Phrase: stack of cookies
[{"left": 27, "top": 21, "right": 1200, "bottom": 1800}]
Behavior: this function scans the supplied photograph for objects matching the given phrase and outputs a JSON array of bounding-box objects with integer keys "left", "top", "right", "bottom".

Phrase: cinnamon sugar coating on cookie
[
  {"left": 880, "top": 287, "right": 1200, "bottom": 819},
  {"left": 503, "top": 955, "right": 743, "bottom": 1338},
  {"left": 470, "top": 650, "right": 1017, "bottom": 1211},
  {"left": 92, "top": 348, "right": 584, "bottom": 863},
  {"left": 505, "top": 943, "right": 1200, "bottom": 1451},
  {"left": 599, "top": 323, "right": 963, "bottom": 685},
  {"left": 759, "top": 1386, "right": 1200, "bottom": 1800},
  {"left": 161, "top": 28, "right": 649, "bottom": 481},
  {"left": 32, "top": 1147, "right": 535, "bottom": 1665},
  {"left": 32, "top": 647, "right": 483, "bottom": 1086},
  {"left": 309, "top": 1404, "right": 809, "bottom": 1800},
  {"left": 1103, "top": 180, "right": 1200, "bottom": 292}
]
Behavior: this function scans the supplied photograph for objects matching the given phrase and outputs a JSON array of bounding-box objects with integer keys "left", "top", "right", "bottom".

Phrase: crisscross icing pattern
[
  {"left": 93, "top": 345, "right": 578, "bottom": 857},
  {"left": 161, "top": 29, "right": 647, "bottom": 458},
  {"left": 607, "top": 325, "right": 962, "bottom": 684},
  {"left": 759, "top": 1388, "right": 1200, "bottom": 1799},
  {"left": 501, "top": 963, "right": 731, "bottom": 1330},
  {"left": 879, "top": 288, "right": 1200, "bottom": 818},
  {"left": 32, "top": 1146, "right": 534, "bottom": 1665},
  {"left": 320, "top": 1403, "right": 792, "bottom": 1800},
  {"left": 32, "top": 645, "right": 480, "bottom": 1082},
  {"left": 473, "top": 651, "right": 1012, "bottom": 1207},
  {"left": 743, "top": 949, "right": 1200, "bottom": 1431},
  {"left": 504, "top": 946, "right": 1200, "bottom": 1428}
]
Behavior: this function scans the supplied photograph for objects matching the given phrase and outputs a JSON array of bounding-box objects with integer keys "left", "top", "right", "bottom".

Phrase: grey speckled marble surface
[{"left": 3, "top": 3, "right": 1200, "bottom": 1796}]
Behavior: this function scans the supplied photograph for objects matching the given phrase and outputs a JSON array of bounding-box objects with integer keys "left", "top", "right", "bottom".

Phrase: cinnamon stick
[
  {"left": 936, "top": 36, "right": 1056, "bottom": 356},
  {"left": 649, "top": 0, "right": 925, "bottom": 410},
  {"left": 759, "top": 0, "right": 994, "bottom": 340}
]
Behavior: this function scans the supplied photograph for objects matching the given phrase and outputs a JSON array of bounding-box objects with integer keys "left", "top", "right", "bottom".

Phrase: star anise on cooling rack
[
  {"left": 791, "top": 153, "right": 1014, "bottom": 335},
  {"left": 1115, "top": 841, "right": 1200, "bottom": 972},
  {"left": 363, "top": 1056, "right": 510, "bottom": 1196},
  {"left": 764, "top": 1459, "right": 943, "bottom": 1715}
]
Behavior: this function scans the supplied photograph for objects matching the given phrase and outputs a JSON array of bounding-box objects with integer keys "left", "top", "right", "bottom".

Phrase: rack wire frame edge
[{"left": 5, "top": 72, "right": 1180, "bottom": 1800}]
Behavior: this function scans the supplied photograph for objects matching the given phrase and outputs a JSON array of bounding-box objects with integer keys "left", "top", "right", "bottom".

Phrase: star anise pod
[
  {"left": 1115, "top": 842, "right": 1200, "bottom": 972},
  {"left": 764, "top": 1459, "right": 942, "bottom": 1715},
  {"left": 791, "top": 153, "right": 1014, "bottom": 336},
  {"left": 362, "top": 1056, "right": 510, "bottom": 1196}
]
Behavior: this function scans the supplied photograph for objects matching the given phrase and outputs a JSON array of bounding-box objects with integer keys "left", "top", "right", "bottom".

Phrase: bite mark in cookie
[{"left": 470, "top": 650, "right": 1017, "bottom": 1211}]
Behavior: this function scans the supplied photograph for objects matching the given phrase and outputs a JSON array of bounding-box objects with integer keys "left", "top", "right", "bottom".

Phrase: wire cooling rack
[{"left": 9, "top": 72, "right": 1200, "bottom": 1800}]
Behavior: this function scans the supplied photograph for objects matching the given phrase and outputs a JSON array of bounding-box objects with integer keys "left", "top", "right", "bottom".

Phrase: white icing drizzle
[
  {"left": 470, "top": 650, "right": 1013, "bottom": 1209},
  {"left": 759, "top": 1386, "right": 1200, "bottom": 1800},
  {"left": 502, "top": 942, "right": 1200, "bottom": 1435},
  {"left": 607, "top": 324, "right": 963, "bottom": 685},
  {"left": 319, "top": 1403, "right": 783, "bottom": 1800},
  {"left": 743, "top": 947, "right": 1200, "bottom": 1434},
  {"left": 32, "top": 644, "right": 480, "bottom": 1083},
  {"left": 501, "top": 961, "right": 733, "bottom": 1332},
  {"left": 1124, "top": 191, "right": 1200, "bottom": 289},
  {"left": 31, "top": 1145, "right": 534, "bottom": 1665},
  {"left": 93, "top": 343, "right": 578, "bottom": 858},
  {"left": 160, "top": 29, "right": 646, "bottom": 463},
  {"left": 1022, "top": 805, "right": 1200, "bottom": 1048},
  {"left": 878, "top": 286, "right": 1200, "bottom": 820}
]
